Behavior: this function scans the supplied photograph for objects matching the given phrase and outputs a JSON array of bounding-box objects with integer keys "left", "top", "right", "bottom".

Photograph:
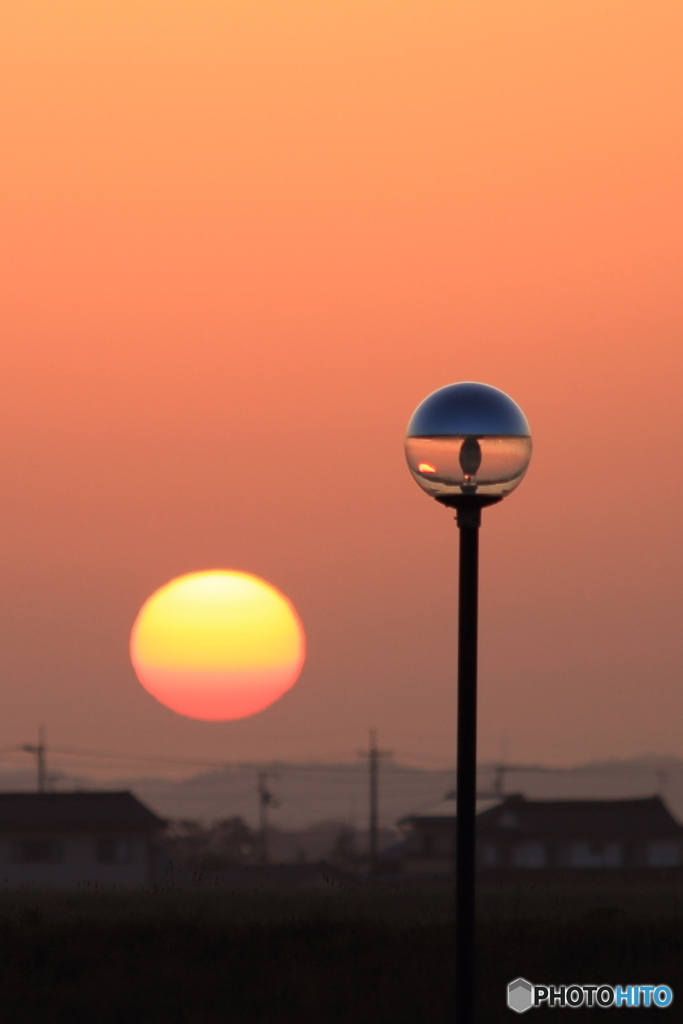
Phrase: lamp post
[{"left": 405, "top": 382, "right": 531, "bottom": 1023}]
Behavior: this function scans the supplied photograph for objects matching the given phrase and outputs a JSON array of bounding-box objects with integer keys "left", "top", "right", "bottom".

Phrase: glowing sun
[{"left": 130, "top": 570, "right": 305, "bottom": 721}]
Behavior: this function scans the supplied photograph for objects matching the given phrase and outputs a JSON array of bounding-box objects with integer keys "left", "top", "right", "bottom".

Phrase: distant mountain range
[{"left": 1, "top": 756, "right": 681, "bottom": 830}]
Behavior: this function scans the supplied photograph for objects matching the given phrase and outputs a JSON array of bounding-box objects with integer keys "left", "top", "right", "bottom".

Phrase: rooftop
[
  {"left": 477, "top": 795, "right": 683, "bottom": 839},
  {"left": 399, "top": 796, "right": 501, "bottom": 824},
  {"left": 0, "top": 792, "right": 165, "bottom": 832}
]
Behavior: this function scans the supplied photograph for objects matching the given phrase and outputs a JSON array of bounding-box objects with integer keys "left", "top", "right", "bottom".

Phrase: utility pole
[
  {"left": 494, "top": 736, "right": 509, "bottom": 798},
  {"left": 257, "top": 772, "right": 279, "bottom": 863},
  {"left": 493, "top": 762, "right": 506, "bottom": 797},
  {"left": 23, "top": 726, "right": 47, "bottom": 793},
  {"left": 358, "top": 729, "right": 391, "bottom": 873}
]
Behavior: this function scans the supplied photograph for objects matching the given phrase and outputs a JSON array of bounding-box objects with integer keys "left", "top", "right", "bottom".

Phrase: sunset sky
[{"left": 0, "top": 0, "right": 682, "bottom": 772}]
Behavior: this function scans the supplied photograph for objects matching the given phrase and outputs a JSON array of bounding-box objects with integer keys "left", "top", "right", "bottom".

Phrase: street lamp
[{"left": 405, "top": 381, "right": 531, "bottom": 1024}]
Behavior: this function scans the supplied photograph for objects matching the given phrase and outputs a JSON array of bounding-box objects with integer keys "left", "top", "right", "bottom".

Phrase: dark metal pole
[{"left": 455, "top": 503, "right": 480, "bottom": 1024}]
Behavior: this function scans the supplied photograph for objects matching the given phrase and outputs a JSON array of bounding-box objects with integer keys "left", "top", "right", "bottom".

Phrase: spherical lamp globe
[{"left": 405, "top": 382, "right": 531, "bottom": 504}]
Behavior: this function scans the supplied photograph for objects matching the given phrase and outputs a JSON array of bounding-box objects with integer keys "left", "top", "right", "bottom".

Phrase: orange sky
[{"left": 0, "top": 0, "right": 682, "bottom": 771}]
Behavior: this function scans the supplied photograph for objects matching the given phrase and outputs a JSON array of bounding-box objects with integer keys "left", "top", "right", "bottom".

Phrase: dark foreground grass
[
  {"left": 0, "top": 876, "right": 680, "bottom": 1023},
  {"left": 478, "top": 875, "right": 683, "bottom": 1022}
]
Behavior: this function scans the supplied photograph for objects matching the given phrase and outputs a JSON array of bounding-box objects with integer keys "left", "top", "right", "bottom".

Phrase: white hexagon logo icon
[{"left": 508, "top": 978, "right": 534, "bottom": 1013}]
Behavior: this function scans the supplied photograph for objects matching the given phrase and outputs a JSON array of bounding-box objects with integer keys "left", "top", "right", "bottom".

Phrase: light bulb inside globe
[{"left": 458, "top": 436, "right": 482, "bottom": 492}]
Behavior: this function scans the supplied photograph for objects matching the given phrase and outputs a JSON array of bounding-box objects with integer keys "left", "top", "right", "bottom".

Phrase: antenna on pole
[
  {"left": 23, "top": 727, "right": 47, "bottom": 793},
  {"left": 257, "top": 772, "right": 280, "bottom": 864},
  {"left": 493, "top": 762, "right": 506, "bottom": 797},
  {"left": 358, "top": 729, "right": 391, "bottom": 874}
]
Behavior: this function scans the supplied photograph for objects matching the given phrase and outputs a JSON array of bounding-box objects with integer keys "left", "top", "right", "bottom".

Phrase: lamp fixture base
[{"left": 434, "top": 493, "right": 503, "bottom": 529}]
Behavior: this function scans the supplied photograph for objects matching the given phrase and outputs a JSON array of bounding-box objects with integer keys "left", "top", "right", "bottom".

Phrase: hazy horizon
[{"left": 4, "top": 752, "right": 683, "bottom": 829}]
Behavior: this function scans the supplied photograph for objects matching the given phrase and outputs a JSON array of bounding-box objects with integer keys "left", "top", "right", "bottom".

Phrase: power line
[
  {"left": 2, "top": 737, "right": 683, "bottom": 777},
  {"left": 45, "top": 745, "right": 234, "bottom": 769}
]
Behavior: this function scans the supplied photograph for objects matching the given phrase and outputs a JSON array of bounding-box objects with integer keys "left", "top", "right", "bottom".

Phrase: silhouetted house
[
  {"left": 0, "top": 792, "right": 165, "bottom": 887},
  {"left": 477, "top": 794, "right": 683, "bottom": 869},
  {"left": 397, "top": 794, "right": 683, "bottom": 874},
  {"left": 396, "top": 795, "right": 499, "bottom": 876}
]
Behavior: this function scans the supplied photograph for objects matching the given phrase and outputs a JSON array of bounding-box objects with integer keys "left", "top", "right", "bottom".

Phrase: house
[
  {"left": 477, "top": 794, "right": 683, "bottom": 869},
  {"left": 0, "top": 791, "right": 165, "bottom": 887},
  {"left": 396, "top": 794, "right": 499, "bottom": 876},
  {"left": 395, "top": 793, "right": 683, "bottom": 874}
]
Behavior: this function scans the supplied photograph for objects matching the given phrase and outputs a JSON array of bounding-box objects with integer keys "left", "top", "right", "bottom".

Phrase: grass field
[{"left": 0, "top": 874, "right": 680, "bottom": 1023}]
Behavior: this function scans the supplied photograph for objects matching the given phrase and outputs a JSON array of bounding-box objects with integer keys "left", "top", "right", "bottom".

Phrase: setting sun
[{"left": 130, "top": 571, "right": 305, "bottom": 721}]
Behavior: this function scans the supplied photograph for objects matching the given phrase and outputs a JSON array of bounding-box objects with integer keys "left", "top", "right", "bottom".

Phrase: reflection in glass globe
[
  {"left": 405, "top": 382, "right": 532, "bottom": 501},
  {"left": 405, "top": 434, "right": 531, "bottom": 498}
]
